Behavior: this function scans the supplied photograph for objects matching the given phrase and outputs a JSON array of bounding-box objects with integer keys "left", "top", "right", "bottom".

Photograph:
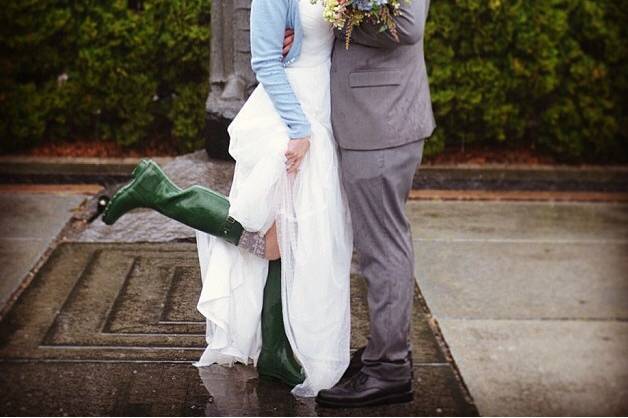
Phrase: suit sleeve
[
  {"left": 250, "top": 0, "right": 311, "bottom": 139},
  {"left": 341, "top": 0, "right": 427, "bottom": 49}
]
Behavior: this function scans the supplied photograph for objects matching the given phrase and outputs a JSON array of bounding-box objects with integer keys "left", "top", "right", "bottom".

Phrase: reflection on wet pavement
[{"left": 0, "top": 243, "right": 477, "bottom": 416}]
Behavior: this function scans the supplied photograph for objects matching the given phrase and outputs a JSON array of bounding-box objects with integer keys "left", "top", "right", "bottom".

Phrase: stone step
[
  {"left": 2, "top": 152, "right": 627, "bottom": 192},
  {"left": 0, "top": 242, "right": 477, "bottom": 416}
]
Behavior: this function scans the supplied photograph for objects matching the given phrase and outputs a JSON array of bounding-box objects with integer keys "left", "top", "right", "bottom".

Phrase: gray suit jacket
[{"left": 330, "top": 0, "right": 436, "bottom": 150}]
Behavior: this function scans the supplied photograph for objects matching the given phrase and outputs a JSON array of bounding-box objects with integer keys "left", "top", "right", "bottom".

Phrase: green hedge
[
  {"left": 1, "top": 0, "right": 626, "bottom": 162},
  {"left": 425, "top": 0, "right": 627, "bottom": 162},
  {"left": 0, "top": 0, "right": 211, "bottom": 153}
]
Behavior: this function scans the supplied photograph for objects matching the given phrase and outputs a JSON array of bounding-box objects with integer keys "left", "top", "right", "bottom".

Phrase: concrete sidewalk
[
  {"left": 0, "top": 189, "right": 90, "bottom": 311},
  {"left": 2, "top": 152, "right": 627, "bottom": 415},
  {"left": 410, "top": 200, "right": 628, "bottom": 415},
  {"left": 0, "top": 154, "right": 477, "bottom": 416}
]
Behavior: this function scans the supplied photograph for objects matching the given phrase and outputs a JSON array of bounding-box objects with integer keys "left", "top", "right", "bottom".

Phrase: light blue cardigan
[{"left": 250, "top": 0, "right": 311, "bottom": 140}]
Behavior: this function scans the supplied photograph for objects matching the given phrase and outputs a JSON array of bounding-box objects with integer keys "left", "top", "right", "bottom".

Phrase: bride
[{"left": 101, "top": 0, "right": 353, "bottom": 397}]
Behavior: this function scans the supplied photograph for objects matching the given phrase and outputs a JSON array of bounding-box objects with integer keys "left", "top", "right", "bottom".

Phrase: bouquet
[{"left": 313, "top": 0, "right": 407, "bottom": 48}]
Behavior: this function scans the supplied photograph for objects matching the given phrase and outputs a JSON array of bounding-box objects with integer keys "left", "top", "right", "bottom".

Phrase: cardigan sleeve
[{"left": 250, "top": 0, "right": 311, "bottom": 139}]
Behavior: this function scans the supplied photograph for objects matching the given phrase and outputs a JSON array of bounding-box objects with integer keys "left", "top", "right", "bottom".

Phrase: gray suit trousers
[{"left": 338, "top": 138, "right": 424, "bottom": 381}]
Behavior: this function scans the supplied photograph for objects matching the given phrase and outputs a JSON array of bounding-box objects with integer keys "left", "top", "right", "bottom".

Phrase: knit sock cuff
[{"left": 238, "top": 230, "right": 266, "bottom": 259}]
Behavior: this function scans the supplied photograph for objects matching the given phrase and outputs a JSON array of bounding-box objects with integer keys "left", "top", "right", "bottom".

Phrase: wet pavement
[
  {"left": 0, "top": 362, "right": 471, "bottom": 416},
  {"left": 411, "top": 201, "right": 628, "bottom": 415},
  {"left": 2, "top": 153, "right": 627, "bottom": 416},
  {"left": 0, "top": 191, "right": 87, "bottom": 311},
  {"left": 0, "top": 242, "right": 476, "bottom": 416}
]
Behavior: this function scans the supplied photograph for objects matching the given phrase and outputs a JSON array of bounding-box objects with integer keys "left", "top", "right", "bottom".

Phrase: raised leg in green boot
[
  {"left": 101, "top": 159, "right": 305, "bottom": 386},
  {"left": 102, "top": 159, "right": 242, "bottom": 245}
]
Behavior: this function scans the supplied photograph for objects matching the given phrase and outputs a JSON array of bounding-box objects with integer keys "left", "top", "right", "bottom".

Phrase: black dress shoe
[
  {"left": 340, "top": 346, "right": 366, "bottom": 381},
  {"left": 316, "top": 371, "right": 413, "bottom": 408}
]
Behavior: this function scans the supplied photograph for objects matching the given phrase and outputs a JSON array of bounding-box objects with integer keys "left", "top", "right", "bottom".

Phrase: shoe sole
[{"left": 315, "top": 390, "right": 413, "bottom": 408}]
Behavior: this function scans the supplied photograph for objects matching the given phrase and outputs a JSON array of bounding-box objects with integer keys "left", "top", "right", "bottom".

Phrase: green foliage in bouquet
[
  {"left": 0, "top": 0, "right": 211, "bottom": 152},
  {"left": 315, "top": 0, "right": 404, "bottom": 49},
  {"left": 425, "top": 0, "right": 627, "bottom": 162}
]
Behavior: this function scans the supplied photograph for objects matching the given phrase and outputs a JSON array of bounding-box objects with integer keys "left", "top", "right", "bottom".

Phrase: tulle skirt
[{"left": 194, "top": 59, "right": 353, "bottom": 397}]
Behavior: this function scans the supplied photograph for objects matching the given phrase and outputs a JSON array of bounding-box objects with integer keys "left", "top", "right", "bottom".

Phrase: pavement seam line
[
  {"left": 413, "top": 238, "right": 628, "bottom": 244},
  {"left": 438, "top": 317, "right": 628, "bottom": 322}
]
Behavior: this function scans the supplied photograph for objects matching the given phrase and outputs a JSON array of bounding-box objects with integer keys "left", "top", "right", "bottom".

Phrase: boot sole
[
  {"left": 315, "top": 390, "right": 413, "bottom": 408},
  {"left": 258, "top": 371, "right": 304, "bottom": 388},
  {"left": 259, "top": 374, "right": 303, "bottom": 388}
]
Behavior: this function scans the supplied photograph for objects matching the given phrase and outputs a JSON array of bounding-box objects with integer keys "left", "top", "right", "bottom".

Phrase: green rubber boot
[
  {"left": 257, "top": 260, "right": 306, "bottom": 387},
  {"left": 103, "top": 160, "right": 303, "bottom": 385},
  {"left": 101, "top": 159, "right": 243, "bottom": 245}
]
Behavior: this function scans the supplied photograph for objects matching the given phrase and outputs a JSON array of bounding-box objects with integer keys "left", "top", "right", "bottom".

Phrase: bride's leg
[
  {"left": 264, "top": 223, "right": 281, "bottom": 260},
  {"left": 103, "top": 159, "right": 284, "bottom": 261},
  {"left": 102, "top": 159, "right": 252, "bottom": 247}
]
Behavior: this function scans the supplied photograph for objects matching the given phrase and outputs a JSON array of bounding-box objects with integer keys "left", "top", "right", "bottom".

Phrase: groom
[{"left": 285, "top": 0, "right": 435, "bottom": 408}]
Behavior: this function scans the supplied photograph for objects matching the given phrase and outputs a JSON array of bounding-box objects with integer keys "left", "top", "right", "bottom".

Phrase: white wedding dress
[{"left": 194, "top": 0, "right": 353, "bottom": 397}]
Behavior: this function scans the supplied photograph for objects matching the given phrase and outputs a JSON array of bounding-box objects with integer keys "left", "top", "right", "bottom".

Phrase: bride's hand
[{"left": 285, "top": 138, "right": 310, "bottom": 174}]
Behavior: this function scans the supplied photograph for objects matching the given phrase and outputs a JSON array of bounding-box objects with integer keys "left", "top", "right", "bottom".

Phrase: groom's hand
[{"left": 283, "top": 29, "right": 294, "bottom": 57}]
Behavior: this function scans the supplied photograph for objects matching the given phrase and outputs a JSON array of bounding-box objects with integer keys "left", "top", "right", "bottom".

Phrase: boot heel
[{"left": 131, "top": 159, "right": 151, "bottom": 178}]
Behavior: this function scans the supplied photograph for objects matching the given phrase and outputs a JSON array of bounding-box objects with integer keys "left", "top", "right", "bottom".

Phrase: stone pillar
[{"left": 205, "top": 0, "right": 257, "bottom": 160}]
